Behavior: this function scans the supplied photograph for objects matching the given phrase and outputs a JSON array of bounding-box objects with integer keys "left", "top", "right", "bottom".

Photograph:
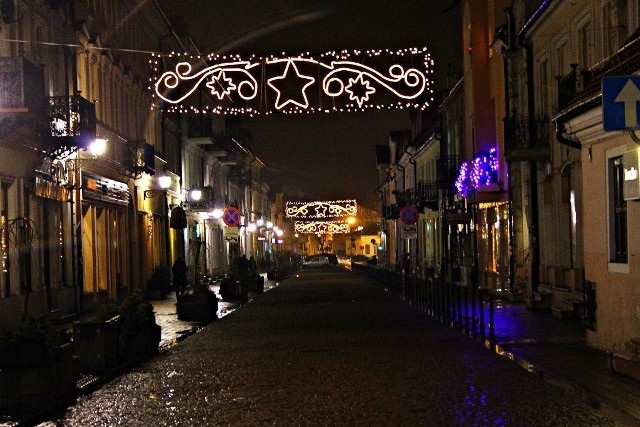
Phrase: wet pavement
[{"left": 43, "top": 268, "right": 625, "bottom": 426}]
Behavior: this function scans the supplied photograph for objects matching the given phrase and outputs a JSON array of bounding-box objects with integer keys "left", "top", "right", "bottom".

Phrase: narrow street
[{"left": 50, "top": 268, "right": 614, "bottom": 426}]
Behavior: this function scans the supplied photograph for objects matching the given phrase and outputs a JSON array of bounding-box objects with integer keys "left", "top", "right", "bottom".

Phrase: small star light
[
  {"left": 346, "top": 74, "right": 376, "bottom": 107},
  {"left": 206, "top": 71, "right": 236, "bottom": 100}
]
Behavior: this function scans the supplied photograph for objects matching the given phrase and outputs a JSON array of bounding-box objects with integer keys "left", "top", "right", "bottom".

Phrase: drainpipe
[
  {"left": 504, "top": 7, "right": 515, "bottom": 293},
  {"left": 517, "top": 2, "right": 554, "bottom": 295}
]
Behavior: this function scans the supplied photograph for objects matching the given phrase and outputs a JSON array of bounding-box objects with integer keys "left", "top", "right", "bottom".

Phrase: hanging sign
[
  {"left": 223, "top": 206, "right": 241, "bottom": 227},
  {"left": 402, "top": 224, "right": 417, "bottom": 239}
]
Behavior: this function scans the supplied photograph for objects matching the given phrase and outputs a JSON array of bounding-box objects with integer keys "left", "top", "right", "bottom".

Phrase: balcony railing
[
  {"left": 416, "top": 181, "right": 439, "bottom": 211},
  {"left": 382, "top": 204, "right": 400, "bottom": 220},
  {"left": 557, "top": 64, "right": 578, "bottom": 112},
  {"left": 47, "top": 95, "right": 96, "bottom": 159},
  {"left": 503, "top": 113, "right": 550, "bottom": 162}
]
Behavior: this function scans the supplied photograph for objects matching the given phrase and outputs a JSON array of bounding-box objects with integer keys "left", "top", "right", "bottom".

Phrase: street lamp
[{"left": 144, "top": 175, "right": 172, "bottom": 199}]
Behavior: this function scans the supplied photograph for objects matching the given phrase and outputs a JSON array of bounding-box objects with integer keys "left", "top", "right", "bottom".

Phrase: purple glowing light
[{"left": 455, "top": 148, "right": 499, "bottom": 197}]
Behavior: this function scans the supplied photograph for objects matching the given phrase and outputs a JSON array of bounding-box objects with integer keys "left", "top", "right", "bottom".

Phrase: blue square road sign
[{"left": 602, "top": 76, "right": 640, "bottom": 131}]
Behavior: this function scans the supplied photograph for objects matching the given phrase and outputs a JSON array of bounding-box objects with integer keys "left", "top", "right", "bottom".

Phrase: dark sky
[{"left": 157, "top": 0, "right": 462, "bottom": 210}]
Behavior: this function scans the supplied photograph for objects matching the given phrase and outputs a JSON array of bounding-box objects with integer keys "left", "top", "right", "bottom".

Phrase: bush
[{"left": 0, "top": 318, "right": 68, "bottom": 369}]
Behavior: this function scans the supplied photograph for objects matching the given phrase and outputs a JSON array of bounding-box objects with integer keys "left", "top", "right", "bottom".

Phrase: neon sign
[
  {"left": 152, "top": 48, "right": 433, "bottom": 115},
  {"left": 295, "top": 221, "right": 351, "bottom": 235},
  {"left": 285, "top": 199, "right": 357, "bottom": 220}
]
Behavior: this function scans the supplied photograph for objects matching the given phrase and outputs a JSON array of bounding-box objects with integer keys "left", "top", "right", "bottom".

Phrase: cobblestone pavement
[{"left": 49, "top": 268, "right": 617, "bottom": 426}]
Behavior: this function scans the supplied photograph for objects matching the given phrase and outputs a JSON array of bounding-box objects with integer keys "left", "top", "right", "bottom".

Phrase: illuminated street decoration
[
  {"left": 295, "top": 221, "right": 351, "bottom": 235},
  {"left": 285, "top": 199, "right": 357, "bottom": 219},
  {"left": 152, "top": 48, "right": 433, "bottom": 115},
  {"left": 455, "top": 148, "right": 500, "bottom": 197}
]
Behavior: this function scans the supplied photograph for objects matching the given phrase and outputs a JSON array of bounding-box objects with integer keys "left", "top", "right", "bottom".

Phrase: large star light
[{"left": 267, "top": 60, "right": 316, "bottom": 110}]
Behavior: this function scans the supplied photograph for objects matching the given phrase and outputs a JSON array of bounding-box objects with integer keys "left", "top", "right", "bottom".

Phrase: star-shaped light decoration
[
  {"left": 345, "top": 73, "right": 376, "bottom": 107},
  {"left": 267, "top": 60, "right": 315, "bottom": 110},
  {"left": 206, "top": 71, "right": 237, "bottom": 100},
  {"left": 314, "top": 204, "right": 328, "bottom": 218}
]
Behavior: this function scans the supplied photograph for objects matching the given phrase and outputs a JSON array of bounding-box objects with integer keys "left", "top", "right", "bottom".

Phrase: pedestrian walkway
[
  {"left": 55, "top": 268, "right": 616, "bottom": 426},
  {"left": 483, "top": 299, "right": 640, "bottom": 425}
]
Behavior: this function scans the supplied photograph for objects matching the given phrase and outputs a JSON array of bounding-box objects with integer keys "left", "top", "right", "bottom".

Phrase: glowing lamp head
[
  {"left": 211, "top": 209, "right": 224, "bottom": 219},
  {"left": 89, "top": 138, "right": 107, "bottom": 156},
  {"left": 190, "top": 189, "right": 202, "bottom": 201},
  {"left": 158, "top": 175, "right": 172, "bottom": 189}
]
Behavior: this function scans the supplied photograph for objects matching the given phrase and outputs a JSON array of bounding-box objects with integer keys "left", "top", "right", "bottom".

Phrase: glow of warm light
[
  {"left": 347, "top": 216, "right": 356, "bottom": 225},
  {"left": 247, "top": 223, "right": 257, "bottom": 232},
  {"left": 190, "top": 189, "right": 202, "bottom": 201},
  {"left": 275, "top": 229, "right": 283, "bottom": 237},
  {"left": 266, "top": 221, "right": 273, "bottom": 229},
  {"left": 89, "top": 138, "right": 107, "bottom": 156},
  {"left": 256, "top": 219, "right": 264, "bottom": 227},
  {"left": 211, "top": 208, "right": 224, "bottom": 219}
]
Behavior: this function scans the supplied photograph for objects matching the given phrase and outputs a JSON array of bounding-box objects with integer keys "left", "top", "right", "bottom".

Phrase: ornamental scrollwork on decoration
[
  {"left": 295, "top": 221, "right": 351, "bottom": 235},
  {"left": 152, "top": 48, "right": 433, "bottom": 115},
  {"left": 285, "top": 200, "right": 357, "bottom": 220}
]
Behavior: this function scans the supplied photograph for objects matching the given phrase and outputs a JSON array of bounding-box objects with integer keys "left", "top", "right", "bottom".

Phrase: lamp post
[{"left": 68, "top": 138, "right": 107, "bottom": 314}]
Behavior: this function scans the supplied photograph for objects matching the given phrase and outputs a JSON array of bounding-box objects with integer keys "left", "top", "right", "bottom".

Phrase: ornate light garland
[
  {"left": 455, "top": 148, "right": 499, "bottom": 197},
  {"left": 151, "top": 48, "right": 433, "bottom": 115},
  {"left": 295, "top": 221, "right": 351, "bottom": 235},
  {"left": 285, "top": 199, "right": 357, "bottom": 220}
]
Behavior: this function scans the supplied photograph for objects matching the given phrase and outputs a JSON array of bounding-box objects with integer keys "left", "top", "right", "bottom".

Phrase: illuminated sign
[
  {"left": 295, "top": 221, "right": 351, "bottom": 235},
  {"left": 285, "top": 199, "right": 357, "bottom": 220},
  {"left": 623, "top": 149, "right": 640, "bottom": 200},
  {"left": 152, "top": 48, "right": 433, "bottom": 115}
]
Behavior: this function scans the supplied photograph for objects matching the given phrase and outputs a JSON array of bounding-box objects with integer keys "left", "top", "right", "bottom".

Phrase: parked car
[
  {"left": 302, "top": 256, "right": 330, "bottom": 268},
  {"left": 320, "top": 253, "right": 338, "bottom": 265}
]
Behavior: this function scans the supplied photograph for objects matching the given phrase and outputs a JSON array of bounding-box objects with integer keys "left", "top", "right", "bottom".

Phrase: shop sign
[
  {"left": 623, "top": 149, "right": 640, "bottom": 200},
  {"left": 82, "top": 171, "right": 129, "bottom": 206},
  {"left": 446, "top": 212, "right": 472, "bottom": 224}
]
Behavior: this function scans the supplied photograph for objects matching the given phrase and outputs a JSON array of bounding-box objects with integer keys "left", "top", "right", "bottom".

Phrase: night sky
[{"left": 157, "top": 0, "right": 462, "bottom": 209}]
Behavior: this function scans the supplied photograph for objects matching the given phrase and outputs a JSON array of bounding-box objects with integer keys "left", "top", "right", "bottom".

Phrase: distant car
[{"left": 303, "top": 256, "right": 330, "bottom": 268}]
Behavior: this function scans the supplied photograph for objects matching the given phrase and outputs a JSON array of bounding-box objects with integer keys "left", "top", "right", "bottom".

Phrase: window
[
  {"left": 608, "top": 153, "right": 628, "bottom": 264},
  {"left": 578, "top": 20, "right": 592, "bottom": 70}
]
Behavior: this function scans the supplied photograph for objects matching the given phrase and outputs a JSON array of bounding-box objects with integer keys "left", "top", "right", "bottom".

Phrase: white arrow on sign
[{"left": 615, "top": 79, "right": 640, "bottom": 128}]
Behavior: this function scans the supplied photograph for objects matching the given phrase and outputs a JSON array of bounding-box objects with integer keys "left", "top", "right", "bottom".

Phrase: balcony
[
  {"left": 382, "top": 204, "right": 400, "bottom": 220},
  {"left": 503, "top": 113, "right": 550, "bottom": 162},
  {"left": 125, "top": 141, "right": 155, "bottom": 178},
  {"left": 416, "top": 181, "right": 439, "bottom": 211},
  {"left": 47, "top": 95, "right": 96, "bottom": 159},
  {"left": 557, "top": 64, "right": 578, "bottom": 112},
  {"left": 185, "top": 186, "right": 215, "bottom": 211},
  {"left": 436, "top": 155, "right": 460, "bottom": 189},
  {"left": 0, "top": 57, "right": 45, "bottom": 113},
  {"left": 0, "top": 57, "right": 47, "bottom": 146},
  {"left": 393, "top": 190, "right": 412, "bottom": 207}
]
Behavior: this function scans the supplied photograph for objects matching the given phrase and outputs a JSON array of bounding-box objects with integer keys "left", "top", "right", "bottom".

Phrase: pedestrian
[{"left": 172, "top": 257, "right": 188, "bottom": 295}]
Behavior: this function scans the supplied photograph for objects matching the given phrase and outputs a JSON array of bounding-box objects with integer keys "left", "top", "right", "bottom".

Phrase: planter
[
  {"left": 123, "top": 323, "right": 161, "bottom": 361},
  {"left": 251, "top": 274, "right": 265, "bottom": 293},
  {"left": 177, "top": 290, "right": 219, "bottom": 322},
  {"left": 220, "top": 277, "right": 248, "bottom": 301},
  {"left": 0, "top": 343, "right": 78, "bottom": 419},
  {"left": 73, "top": 316, "right": 121, "bottom": 374}
]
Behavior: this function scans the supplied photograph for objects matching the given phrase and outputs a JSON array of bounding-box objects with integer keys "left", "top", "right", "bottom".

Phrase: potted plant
[
  {"left": 73, "top": 293, "right": 161, "bottom": 374},
  {"left": 146, "top": 265, "right": 171, "bottom": 300},
  {"left": 0, "top": 318, "right": 78, "bottom": 420},
  {"left": 177, "top": 279, "right": 219, "bottom": 322}
]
